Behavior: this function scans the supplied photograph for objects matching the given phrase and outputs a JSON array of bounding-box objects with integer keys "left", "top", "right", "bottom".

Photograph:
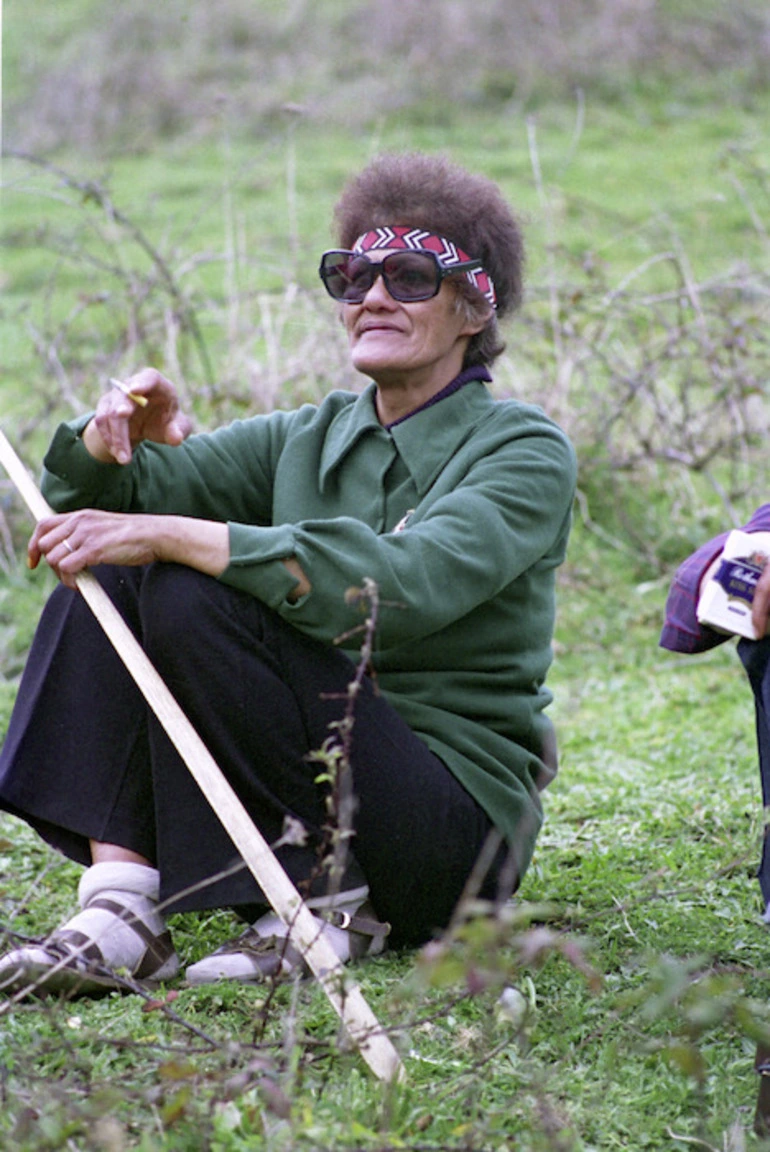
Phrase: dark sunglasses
[{"left": 318, "top": 249, "right": 482, "bottom": 304}]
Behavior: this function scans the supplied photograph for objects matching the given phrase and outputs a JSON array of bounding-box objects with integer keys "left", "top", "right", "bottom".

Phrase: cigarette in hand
[{"left": 110, "top": 378, "right": 149, "bottom": 408}]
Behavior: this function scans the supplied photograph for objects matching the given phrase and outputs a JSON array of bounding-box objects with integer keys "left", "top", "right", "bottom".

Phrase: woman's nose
[{"left": 360, "top": 269, "right": 395, "bottom": 307}]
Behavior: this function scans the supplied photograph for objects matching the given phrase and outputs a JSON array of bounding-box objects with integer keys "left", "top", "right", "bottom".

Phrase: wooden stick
[{"left": 0, "top": 427, "right": 404, "bottom": 1083}]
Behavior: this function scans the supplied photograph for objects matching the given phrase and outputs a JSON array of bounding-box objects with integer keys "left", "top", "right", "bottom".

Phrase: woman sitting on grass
[{"left": 0, "top": 151, "right": 576, "bottom": 994}]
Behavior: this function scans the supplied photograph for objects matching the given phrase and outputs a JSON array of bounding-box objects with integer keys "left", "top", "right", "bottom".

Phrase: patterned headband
[{"left": 352, "top": 226, "right": 497, "bottom": 309}]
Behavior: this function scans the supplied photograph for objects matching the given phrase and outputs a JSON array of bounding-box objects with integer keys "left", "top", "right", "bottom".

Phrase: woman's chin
[{"left": 350, "top": 351, "right": 402, "bottom": 382}]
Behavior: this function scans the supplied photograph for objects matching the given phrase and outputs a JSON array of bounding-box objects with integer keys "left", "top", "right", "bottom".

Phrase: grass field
[
  {"left": 4, "top": 532, "right": 770, "bottom": 1149},
  {"left": 2, "top": 3, "right": 770, "bottom": 1148}
]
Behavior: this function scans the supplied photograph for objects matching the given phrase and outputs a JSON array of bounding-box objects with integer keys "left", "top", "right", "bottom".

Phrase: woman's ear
[{"left": 456, "top": 295, "right": 494, "bottom": 338}]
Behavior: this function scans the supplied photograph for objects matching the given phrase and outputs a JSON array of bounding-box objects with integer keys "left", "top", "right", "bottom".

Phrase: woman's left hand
[{"left": 84, "top": 369, "right": 193, "bottom": 465}]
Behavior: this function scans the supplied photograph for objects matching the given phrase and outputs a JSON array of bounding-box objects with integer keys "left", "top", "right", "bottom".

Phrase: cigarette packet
[{"left": 696, "top": 529, "right": 770, "bottom": 639}]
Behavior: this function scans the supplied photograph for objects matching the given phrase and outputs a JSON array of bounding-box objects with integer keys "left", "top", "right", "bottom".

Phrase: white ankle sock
[{"left": 60, "top": 861, "right": 171, "bottom": 972}]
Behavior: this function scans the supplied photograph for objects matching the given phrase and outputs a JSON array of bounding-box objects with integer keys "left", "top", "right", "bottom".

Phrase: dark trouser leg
[
  {"left": 1, "top": 564, "right": 506, "bottom": 946},
  {"left": 0, "top": 566, "right": 156, "bottom": 863},
  {"left": 738, "top": 637, "right": 770, "bottom": 910},
  {"left": 140, "top": 564, "right": 504, "bottom": 944}
]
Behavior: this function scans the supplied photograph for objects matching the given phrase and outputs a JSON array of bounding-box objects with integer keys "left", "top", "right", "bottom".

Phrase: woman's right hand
[
  {"left": 28, "top": 509, "right": 230, "bottom": 589},
  {"left": 84, "top": 368, "right": 194, "bottom": 465}
]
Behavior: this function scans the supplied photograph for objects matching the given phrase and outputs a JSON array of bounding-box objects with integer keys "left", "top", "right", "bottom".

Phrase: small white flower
[{"left": 496, "top": 986, "right": 528, "bottom": 1028}]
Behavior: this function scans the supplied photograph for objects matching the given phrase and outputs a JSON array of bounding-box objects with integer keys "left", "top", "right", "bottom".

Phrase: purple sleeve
[{"left": 659, "top": 505, "right": 770, "bottom": 653}]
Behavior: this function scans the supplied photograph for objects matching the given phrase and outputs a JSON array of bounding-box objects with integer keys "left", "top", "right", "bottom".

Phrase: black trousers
[
  {"left": 0, "top": 564, "right": 505, "bottom": 946},
  {"left": 738, "top": 637, "right": 770, "bottom": 910}
]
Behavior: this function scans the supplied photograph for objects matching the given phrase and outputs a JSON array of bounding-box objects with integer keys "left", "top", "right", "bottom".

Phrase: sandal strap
[
  {"left": 328, "top": 900, "right": 390, "bottom": 962},
  {"left": 321, "top": 907, "right": 391, "bottom": 940},
  {"left": 87, "top": 897, "right": 177, "bottom": 979},
  {"left": 207, "top": 901, "right": 390, "bottom": 977},
  {"left": 214, "top": 929, "right": 303, "bottom": 978},
  {"left": 47, "top": 929, "right": 107, "bottom": 971}
]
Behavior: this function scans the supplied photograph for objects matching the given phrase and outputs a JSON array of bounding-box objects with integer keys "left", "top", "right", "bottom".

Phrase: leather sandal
[
  {"left": 185, "top": 890, "right": 390, "bottom": 985},
  {"left": 0, "top": 898, "right": 179, "bottom": 998}
]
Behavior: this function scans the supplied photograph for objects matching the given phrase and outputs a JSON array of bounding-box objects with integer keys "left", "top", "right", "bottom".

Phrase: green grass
[{"left": 2, "top": 527, "right": 770, "bottom": 1148}]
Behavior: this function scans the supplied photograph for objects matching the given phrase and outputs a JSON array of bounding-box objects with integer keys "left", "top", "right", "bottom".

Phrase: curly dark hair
[{"left": 331, "top": 152, "right": 525, "bottom": 368}]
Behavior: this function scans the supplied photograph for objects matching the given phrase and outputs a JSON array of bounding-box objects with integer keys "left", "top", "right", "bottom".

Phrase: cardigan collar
[{"left": 319, "top": 367, "right": 495, "bottom": 497}]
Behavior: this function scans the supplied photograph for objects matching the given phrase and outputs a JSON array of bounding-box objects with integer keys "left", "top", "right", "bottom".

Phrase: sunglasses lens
[
  {"left": 320, "top": 253, "right": 374, "bottom": 302},
  {"left": 320, "top": 250, "right": 442, "bottom": 303},
  {"left": 382, "top": 252, "right": 440, "bottom": 301}
]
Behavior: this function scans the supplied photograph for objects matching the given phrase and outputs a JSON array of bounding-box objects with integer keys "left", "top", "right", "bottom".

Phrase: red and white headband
[{"left": 352, "top": 226, "right": 497, "bottom": 309}]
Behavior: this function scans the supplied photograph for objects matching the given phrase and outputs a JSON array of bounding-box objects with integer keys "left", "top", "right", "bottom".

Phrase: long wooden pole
[{"left": 0, "top": 427, "right": 404, "bottom": 1083}]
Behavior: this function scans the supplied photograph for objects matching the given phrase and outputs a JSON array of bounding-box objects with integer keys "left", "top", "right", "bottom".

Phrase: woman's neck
[{"left": 374, "top": 366, "right": 460, "bottom": 426}]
